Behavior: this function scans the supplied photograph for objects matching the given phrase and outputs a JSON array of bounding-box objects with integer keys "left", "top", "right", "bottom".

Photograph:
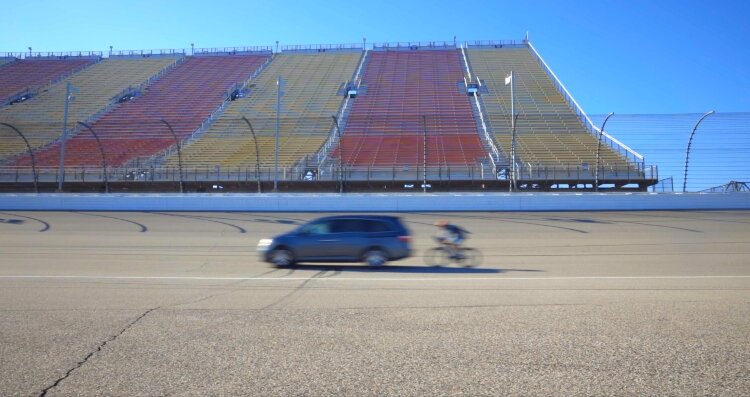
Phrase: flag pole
[{"left": 510, "top": 70, "right": 515, "bottom": 192}]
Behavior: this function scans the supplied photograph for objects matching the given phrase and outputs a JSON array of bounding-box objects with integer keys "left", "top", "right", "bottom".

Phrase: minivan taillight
[{"left": 397, "top": 235, "right": 411, "bottom": 243}]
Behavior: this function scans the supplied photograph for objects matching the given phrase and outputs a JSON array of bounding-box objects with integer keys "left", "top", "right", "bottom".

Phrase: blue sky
[{"left": 2, "top": 0, "right": 748, "bottom": 114}]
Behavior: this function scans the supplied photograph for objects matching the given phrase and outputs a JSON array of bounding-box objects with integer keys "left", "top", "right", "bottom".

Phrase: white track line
[{"left": 0, "top": 275, "right": 749, "bottom": 281}]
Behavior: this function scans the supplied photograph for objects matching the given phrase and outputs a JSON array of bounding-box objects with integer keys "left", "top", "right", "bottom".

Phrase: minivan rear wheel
[
  {"left": 269, "top": 248, "right": 294, "bottom": 267},
  {"left": 363, "top": 249, "right": 387, "bottom": 267}
]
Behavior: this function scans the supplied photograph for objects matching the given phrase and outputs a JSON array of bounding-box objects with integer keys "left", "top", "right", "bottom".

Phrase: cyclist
[{"left": 434, "top": 220, "right": 469, "bottom": 259}]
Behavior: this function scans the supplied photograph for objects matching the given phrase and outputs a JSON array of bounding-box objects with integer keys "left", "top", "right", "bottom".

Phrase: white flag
[{"left": 505, "top": 74, "right": 512, "bottom": 85}]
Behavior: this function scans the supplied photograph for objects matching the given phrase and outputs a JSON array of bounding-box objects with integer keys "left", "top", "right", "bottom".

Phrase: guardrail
[
  {"left": 193, "top": 46, "right": 273, "bottom": 55},
  {"left": 26, "top": 51, "right": 102, "bottom": 58},
  {"left": 110, "top": 48, "right": 185, "bottom": 57},
  {"left": 0, "top": 163, "right": 657, "bottom": 184},
  {"left": 0, "top": 52, "right": 21, "bottom": 59},
  {"left": 464, "top": 39, "right": 527, "bottom": 48},
  {"left": 372, "top": 41, "right": 456, "bottom": 50},
  {"left": 525, "top": 40, "right": 645, "bottom": 170},
  {"left": 282, "top": 43, "right": 363, "bottom": 52}
]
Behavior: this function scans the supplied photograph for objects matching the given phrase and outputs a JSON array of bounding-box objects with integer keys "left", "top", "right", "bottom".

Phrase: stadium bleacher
[
  {"left": 0, "top": 58, "right": 97, "bottom": 103},
  {"left": 337, "top": 49, "right": 488, "bottom": 167},
  {"left": 168, "top": 51, "right": 362, "bottom": 168},
  {"left": 0, "top": 57, "right": 181, "bottom": 160},
  {"left": 9, "top": 54, "right": 270, "bottom": 167},
  {"left": 466, "top": 47, "right": 628, "bottom": 168}
]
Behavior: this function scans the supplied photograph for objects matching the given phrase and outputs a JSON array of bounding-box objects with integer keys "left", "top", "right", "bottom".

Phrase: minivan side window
[
  {"left": 368, "top": 220, "right": 392, "bottom": 232},
  {"left": 330, "top": 219, "right": 368, "bottom": 233},
  {"left": 299, "top": 221, "right": 331, "bottom": 235}
]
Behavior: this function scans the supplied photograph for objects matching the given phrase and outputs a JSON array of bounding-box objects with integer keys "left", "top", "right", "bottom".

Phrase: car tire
[
  {"left": 269, "top": 248, "right": 295, "bottom": 267},
  {"left": 363, "top": 248, "right": 387, "bottom": 267}
]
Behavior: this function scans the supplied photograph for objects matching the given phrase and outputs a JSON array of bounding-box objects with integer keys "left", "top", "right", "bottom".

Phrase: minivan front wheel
[
  {"left": 269, "top": 249, "right": 295, "bottom": 267},
  {"left": 363, "top": 249, "right": 387, "bottom": 267}
]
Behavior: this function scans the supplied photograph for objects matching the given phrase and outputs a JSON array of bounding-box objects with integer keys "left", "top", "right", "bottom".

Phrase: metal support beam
[
  {"left": 76, "top": 121, "right": 109, "bottom": 193},
  {"left": 0, "top": 122, "right": 38, "bottom": 193},
  {"left": 159, "top": 119, "right": 184, "bottom": 193}
]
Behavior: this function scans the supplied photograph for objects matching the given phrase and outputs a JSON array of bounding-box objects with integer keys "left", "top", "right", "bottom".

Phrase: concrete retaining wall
[{"left": 0, "top": 192, "right": 748, "bottom": 211}]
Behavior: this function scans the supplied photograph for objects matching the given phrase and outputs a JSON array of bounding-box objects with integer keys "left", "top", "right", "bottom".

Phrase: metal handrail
[
  {"left": 26, "top": 51, "right": 102, "bottom": 58},
  {"left": 316, "top": 50, "right": 370, "bottom": 165},
  {"left": 372, "top": 41, "right": 455, "bottom": 49},
  {"left": 460, "top": 46, "right": 501, "bottom": 169},
  {"left": 193, "top": 46, "right": 272, "bottom": 54},
  {"left": 143, "top": 54, "right": 274, "bottom": 167},
  {"left": 110, "top": 49, "right": 186, "bottom": 57},
  {"left": 282, "top": 43, "right": 363, "bottom": 52},
  {"left": 525, "top": 40, "right": 644, "bottom": 167},
  {"left": 465, "top": 40, "right": 526, "bottom": 48},
  {"left": 0, "top": 162, "right": 657, "bottom": 184}
]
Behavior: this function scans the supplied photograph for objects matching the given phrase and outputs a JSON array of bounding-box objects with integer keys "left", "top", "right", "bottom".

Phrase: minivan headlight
[{"left": 257, "top": 238, "right": 273, "bottom": 250}]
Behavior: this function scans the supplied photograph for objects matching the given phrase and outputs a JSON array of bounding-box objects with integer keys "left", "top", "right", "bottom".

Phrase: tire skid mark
[
  {"left": 148, "top": 212, "right": 246, "bottom": 233},
  {"left": 0, "top": 211, "right": 50, "bottom": 232},
  {"left": 71, "top": 211, "right": 148, "bottom": 232}
]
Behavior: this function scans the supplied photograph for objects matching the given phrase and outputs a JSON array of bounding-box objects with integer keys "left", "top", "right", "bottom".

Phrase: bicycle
[{"left": 424, "top": 238, "right": 483, "bottom": 268}]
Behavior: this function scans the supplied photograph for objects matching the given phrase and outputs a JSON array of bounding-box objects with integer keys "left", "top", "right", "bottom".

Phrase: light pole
[
  {"left": 109, "top": 46, "right": 113, "bottom": 57},
  {"left": 422, "top": 115, "right": 428, "bottom": 193},
  {"left": 0, "top": 123, "right": 38, "bottom": 193},
  {"left": 332, "top": 115, "right": 344, "bottom": 193},
  {"left": 28, "top": 47, "right": 31, "bottom": 57},
  {"left": 683, "top": 110, "right": 715, "bottom": 192},
  {"left": 241, "top": 117, "right": 262, "bottom": 193},
  {"left": 160, "top": 119, "right": 184, "bottom": 193},
  {"left": 76, "top": 121, "right": 109, "bottom": 193},
  {"left": 57, "top": 81, "right": 78, "bottom": 191},
  {"left": 190, "top": 43, "right": 194, "bottom": 55},
  {"left": 595, "top": 112, "right": 615, "bottom": 192},
  {"left": 274, "top": 75, "right": 284, "bottom": 191}
]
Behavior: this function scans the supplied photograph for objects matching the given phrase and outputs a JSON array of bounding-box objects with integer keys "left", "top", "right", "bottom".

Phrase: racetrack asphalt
[{"left": 0, "top": 210, "right": 748, "bottom": 396}]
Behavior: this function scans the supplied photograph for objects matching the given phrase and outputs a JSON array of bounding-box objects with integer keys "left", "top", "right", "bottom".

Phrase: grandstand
[
  {"left": 168, "top": 49, "right": 362, "bottom": 168},
  {"left": 0, "top": 56, "right": 180, "bottom": 160},
  {"left": 0, "top": 40, "right": 658, "bottom": 192},
  {"left": 9, "top": 53, "right": 270, "bottom": 168},
  {"left": 333, "top": 47, "right": 488, "bottom": 168}
]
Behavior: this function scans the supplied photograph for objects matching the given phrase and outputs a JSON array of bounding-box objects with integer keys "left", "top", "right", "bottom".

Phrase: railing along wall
[
  {"left": 525, "top": 40, "right": 645, "bottom": 170},
  {"left": 0, "top": 163, "right": 658, "bottom": 184},
  {"left": 282, "top": 43, "right": 363, "bottom": 52},
  {"left": 143, "top": 55, "right": 275, "bottom": 167},
  {"left": 315, "top": 49, "right": 370, "bottom": 166},
  {"left": 110, "top": 49, "right": 186, "bottom": 57},
  {"left": 460, "top": 45, "right": 502, "bottom": 170},
  {"left": 3, "top": 56, "right": 103, "bottom": 105}
]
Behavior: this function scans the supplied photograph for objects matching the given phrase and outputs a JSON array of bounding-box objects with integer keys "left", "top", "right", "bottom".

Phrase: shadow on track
[{"left": 275, "top": 264, "right": 541, "bottom": 274}]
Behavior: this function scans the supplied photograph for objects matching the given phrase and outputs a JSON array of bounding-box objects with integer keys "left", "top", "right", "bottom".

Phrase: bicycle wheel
[
  {"left": 424, "top": 247, "right": 450, "bottom": 267},
  {"left": 457, "top": 248, "right": 483, "bottom": 268}
]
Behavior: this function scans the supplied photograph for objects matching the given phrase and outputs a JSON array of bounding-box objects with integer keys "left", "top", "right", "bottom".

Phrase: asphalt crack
[{"left": 38, "top": 307, "right": 159, "bottom": 397}]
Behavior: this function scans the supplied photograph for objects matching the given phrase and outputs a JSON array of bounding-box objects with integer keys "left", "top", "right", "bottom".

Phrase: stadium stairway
[
  {"left": 0, "top": 57, "right": 99, "bottom": 105},
  {"left": 0, "top": 56, "right": 182, "bottom": 161},
  {"left": 8, "top": 54, "right": 271, "bottom": 168},
  {"left": 466, "top": 46, "right": 631, "bottom": 171},
  {"left": 332, "top": 48, "right": 488, "bottom": 168},
  {"left": 166, "top": 50, "right": 362, "bottom": 169}
]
